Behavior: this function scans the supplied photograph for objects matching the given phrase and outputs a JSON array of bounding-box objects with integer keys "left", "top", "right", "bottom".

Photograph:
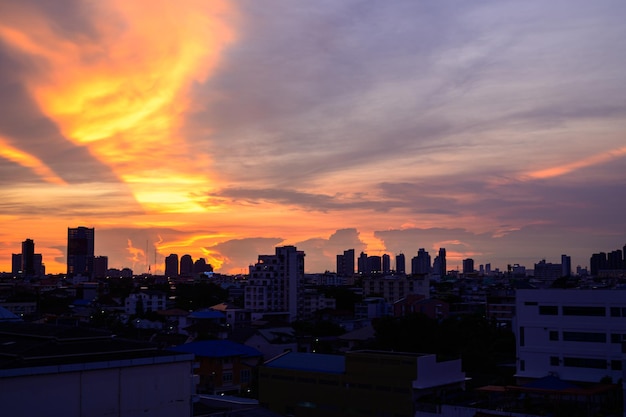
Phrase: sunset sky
[{"left": 1, "top": 1, "right": 625, "bottom": 275}]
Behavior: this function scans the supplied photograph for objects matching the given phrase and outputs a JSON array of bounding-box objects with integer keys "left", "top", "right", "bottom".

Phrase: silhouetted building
[
  {"left": 336, "top": 249, "right": 355, "bottom": 278},
  {"left": 180, "top": 254, "right": 193, "bottom": 276},
  {"left": 382, "top": 254, "right": 390, "bottom": 274},
  {"left": 367, "top": 256, "right": 381, "bottom": 274},
  {"left": 67, "top": 226, "right": 95, "bottom": 278},
  {"left": 534, "top": 259, "right": 562, "bottom": 281},
  {"left": 93, "top": 256, "right": 108, "bottom": 278},
  {"left": 434, "top": 247, "right": 446, "bottom": 277},
  {"left": 357, "top": 251, "right": 368, "bottom": 275},
  {"left": 590, "top": 252, "right": 607, "bottom": 276},
  {"left": 165, "top": 253, "right": 179, "bottom": 277},
  {"left": 395, "top": 253, "right": 405, "bottom": 275},
  {"left": 21, "top": 239, "right": 35, "bottom": 276},
  {"left": 462, "top": 258, "right": 474, "bottom": 275},
  {"left": 11, "top": 253, "right": 21, "bottom": 276},
  {"left": 561, "top": 254, "right": 571, "bottom": 277},
  {"left": 193, "top": 258, "right": 212, "bottom": 273},
  {"left": 411, "top": 248, "right": 430, "bottom": 275}
]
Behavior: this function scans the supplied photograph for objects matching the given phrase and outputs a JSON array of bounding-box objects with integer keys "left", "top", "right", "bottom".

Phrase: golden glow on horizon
[{"left": 0, "top": 0, "right": 238, "bottom": 213}]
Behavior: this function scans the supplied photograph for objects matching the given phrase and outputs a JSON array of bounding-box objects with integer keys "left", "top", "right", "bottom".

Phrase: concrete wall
[{"left": 0, "top": 360, "right": 193, "bottom": 417}]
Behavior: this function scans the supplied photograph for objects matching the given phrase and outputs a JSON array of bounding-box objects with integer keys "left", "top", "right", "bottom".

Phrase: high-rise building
[
  {"left": 180, "top": 254, "right": 193, "bottom": 276},
  {"left": 67, "top": 227, "right": 95, "bottom": 278},
  {"left": 437, "top": 248, "right": 446, "bottom": 276},
  {"left": 411, "top": 248, "right": 430, "bottom": 275},
  {"left": 336, "top": 249, "right": 355, "bottom": 278},
  {"left": 462, "top": 258, "right": 474, "bottom": 275},
  {"left": 245, "top": 246, "right": 305, "bottom": 321},
  {"left": 358, "top": 252, "right": 369, "bottom": 275},
  {"left": 93, "top": 256, "right": 109, "bottom": 278},
  {"left": 21, "top": 239, "right": 35, "bottom": 276},
  {"left": 382, "top": 254, "right": 390, "bottom": 274},
  {"left": 395, "top": 253, "right": 405, "bottom": 275},
  {"left": 165, "top": 254, "right": 179, "bottom": 277},
  {"left": 561, "top": 254, "right": 571, "bottom": 277},
  {"left": 11, "top": 254, "right": 22, "bottom": 275},
  {"left": 367, "top": 256, "right": 382, "bottom": 275}
]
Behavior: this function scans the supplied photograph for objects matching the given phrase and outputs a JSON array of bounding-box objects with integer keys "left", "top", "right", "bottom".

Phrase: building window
[
  {"left": 611, "top": 360, "right": 623, "bottom": 371},
  {"left": 223, "top": 372, "right": 233, "bottom": 383},
  {"left": 520, "top": 360, "right": 525, "bottom": 371},
  {"left": 611, "top": 333, "right": 624, "bottom": 344},
  {"left": 562, "top": 306, "right": 605, "bottom": 317},
  {"left": 241, "top": 369, "right": 251, "bottom": 382},
  {"left": 563, "top": 357, "right": 607, "bottom": 369},
  {"left": 550, "top": 356, "right": 560, "bottom": 366},
  {"left": 539, "top": 306, "right": 558, "bottom": 315},
  {"left": 549, "top": 331, "right": 559, "bottom": 341},
  {"left": 524, "top": 301, "right": 538, "bottom": 306},
  {"left": 519, "top": 326, "right": 525, "bottom": 347},
  {"left": 563, "top": 331, "right": 606, "bottom": 343}
]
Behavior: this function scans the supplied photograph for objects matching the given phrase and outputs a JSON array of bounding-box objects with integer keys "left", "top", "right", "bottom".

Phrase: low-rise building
[{"left": 259, "top": 350, "right": 466, "bottom": 417}]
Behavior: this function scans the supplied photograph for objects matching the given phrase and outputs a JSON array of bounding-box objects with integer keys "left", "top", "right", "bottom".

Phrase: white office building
[{"left": 515, "top": 289, "right": 626, "bottom": 383}]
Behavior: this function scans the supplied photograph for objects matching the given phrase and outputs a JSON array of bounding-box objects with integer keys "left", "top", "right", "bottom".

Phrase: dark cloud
[
  {"left": 209, "top": 237, "right": 285, "bottom": 273},
  {"left": 295, "top": 228, "right": 367, "bottom": 272}
]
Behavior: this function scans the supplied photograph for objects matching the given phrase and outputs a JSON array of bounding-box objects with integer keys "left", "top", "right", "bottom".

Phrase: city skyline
[{"left": 1, "top": 1, "right": 625, "bottom": 274}]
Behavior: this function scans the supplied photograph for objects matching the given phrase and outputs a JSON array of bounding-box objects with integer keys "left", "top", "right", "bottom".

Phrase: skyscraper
[
  {"left": 411, "top": 248, "right": 431, "bottom": 275},
  {"left": 180, "top": 254, "right": 193, "bottom": 276},
  {"left": 165, "top": 254, "right": 179, "bottom": 277},
  {"left": 67, "top": 227, "right": 95, "bottom": 278},
  {"left": 561, "top": 254, "right": 571, "bottom": 277},
  {"left": 21, "top": 239, "right": 35, "bottom": 276},
  {"left": 336, "top": 249, "right": 355, "bottom": 277},
  {"left": 93, "top": 256, "right": 109, "bottom": 278},
  {"left": 395, "top": 253, "right": 405, "bottom": 275},
  {"left": 462, "top": 258, "right": 475, "bottom": 275},
  {"left": 382, "top": 254, "right": 390, "bottom": 274}
]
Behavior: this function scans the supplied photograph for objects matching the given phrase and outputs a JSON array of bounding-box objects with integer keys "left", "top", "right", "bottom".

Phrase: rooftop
[
  {"left": 263, "top": 352, "right": 345, "bottom": 374},
  {"left": 169, "top": 339, "right": 261, "bottom": 359}
]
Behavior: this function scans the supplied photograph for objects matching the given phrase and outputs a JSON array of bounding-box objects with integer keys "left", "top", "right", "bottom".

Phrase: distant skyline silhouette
[{"left": 0, "top": 1, "right": 624, "bottom": 273}]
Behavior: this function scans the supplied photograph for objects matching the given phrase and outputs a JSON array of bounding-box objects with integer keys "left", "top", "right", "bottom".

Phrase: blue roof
[
  {"left": 264, "top": 352, "right": 345, "bottom": 374},
  {"left": 168, "top": 340, "right": 261, "bottom": 358},
  {"left": 188, "top": 310, "right": 226, "bottom": 320}
]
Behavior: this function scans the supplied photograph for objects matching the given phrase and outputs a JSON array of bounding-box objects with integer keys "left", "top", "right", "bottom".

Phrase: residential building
[
  {"left": 336, "top": 249, "right": 355, "bottom": 278},
  {"left": 124, "top": 290, "right": 167, "bottom": 315},
  {"left": 382, "top": 254, "right": 391, "bottom": 274},
  {"left": 393, "top": 295, "right": 449, "bottom": 320},
  {"left": 362, "top": 275, "right": 429, "bottom": 303},
  {"left": 411, "top": 249, "right": 431, "bottom": 275},
  {"left": 169, "top": 340, "right": 262, "bottom": 395},
  {"left": 515, "top": 289, "right": 626, "bottom": 383},
  {"left": 396, "top": 253, "right": 406, "bottom": 275},
  {"left": 244, "top": 246, "right": 305, "bottom": 322},
  {"left": 462, "top": 258, "right": 474, "bottom": 275}
]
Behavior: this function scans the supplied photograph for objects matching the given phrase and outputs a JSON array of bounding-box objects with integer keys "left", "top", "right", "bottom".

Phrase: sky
[{"left": 0, "top": 0, "right": 625, "bottom": 275}]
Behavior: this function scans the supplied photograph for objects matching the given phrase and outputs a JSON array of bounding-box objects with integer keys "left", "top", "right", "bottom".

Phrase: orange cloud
[
  {"left": 0, "top": 0, "right": 238, "bottom": 213},
  {"left": 0, "top": 137, "right": 66, "bottom": 185},
  {"left": 524, "top": 146, "right": 626, "bottom": 180}
]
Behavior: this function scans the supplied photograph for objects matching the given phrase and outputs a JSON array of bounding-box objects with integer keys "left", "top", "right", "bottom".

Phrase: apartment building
[{"left": 515, "top": 289, "right": 626, "bottom": 383}]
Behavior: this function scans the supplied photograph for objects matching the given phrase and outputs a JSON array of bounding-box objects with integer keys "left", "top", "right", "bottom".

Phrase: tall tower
[
  {"left": 438, "top": 248, "right": 447, "bottom": 277},
  {"left": 395, "top": 253, "right": 406, "bottom": 275},
  {"left": 382, "top": 254, "right": 391, "bottom": 274},
  {"left": 67, "top": 227, "right": 95, "bottom": 278},
  {"left": 21, "top": 239, "right": 35, "bottom": 276}
]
